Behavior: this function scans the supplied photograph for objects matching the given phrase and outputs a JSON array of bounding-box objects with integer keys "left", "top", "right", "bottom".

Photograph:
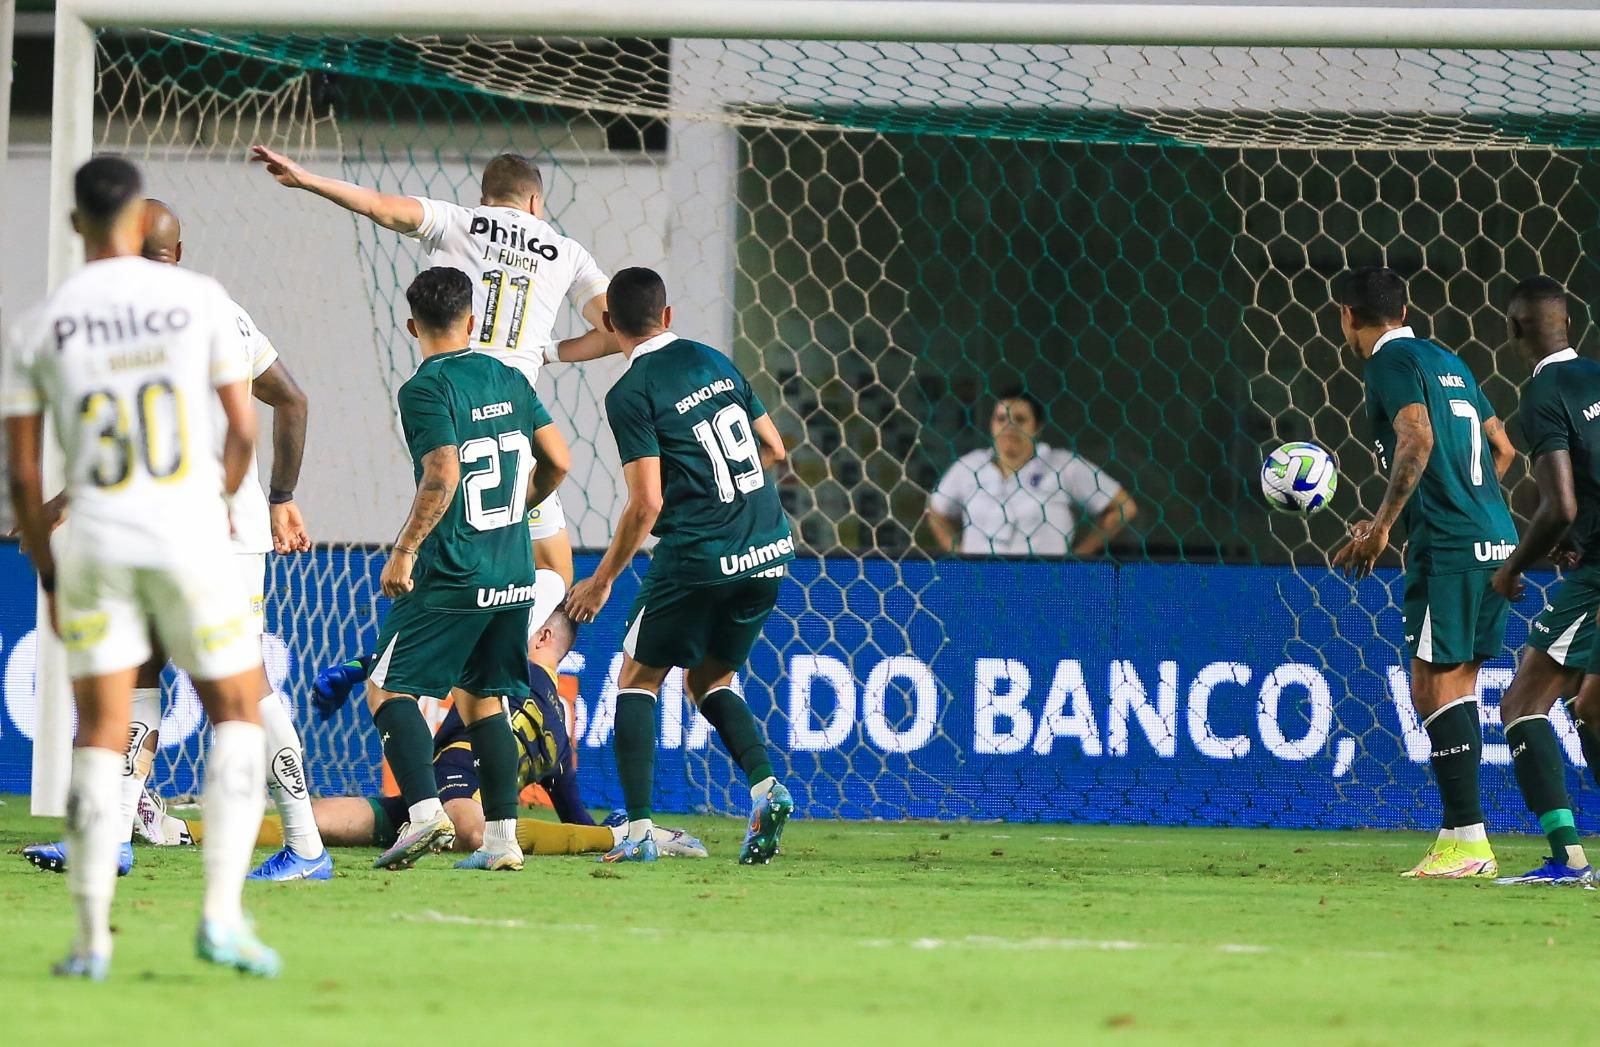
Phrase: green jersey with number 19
[
  {"left": 605, "top": 333, "right": 795, "bottom": 587},
  {"left": 1362, "top": 329, "right": 1516, "bottom": 574},
  {"left": 396, "top": 349, "right": 552, "bottom": 611}
]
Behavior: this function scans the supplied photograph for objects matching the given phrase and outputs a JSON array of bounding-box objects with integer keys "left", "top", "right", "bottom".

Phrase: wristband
[
  {"left": 268, "top": 488, "right": 295, "bottom": 505},
  {"left": 543, "top": 342, "right": 562, "bottom": 363}
]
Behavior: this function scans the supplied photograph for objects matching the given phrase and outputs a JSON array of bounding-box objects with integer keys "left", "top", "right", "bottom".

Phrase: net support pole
[{"left": 31, "top": 7, "right": 95, "bottom": 817}]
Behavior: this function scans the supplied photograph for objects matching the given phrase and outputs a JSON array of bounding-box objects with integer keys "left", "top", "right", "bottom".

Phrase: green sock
[
  {"left": 1506, "top": 713, "right": 1573, "bottom": 835},
  {"left": 467, "top": 716, "right": 521, "bottom": 821},
  {"left": 614, "top": 689, "right": 658, "bottom": 821},
  {"left": 1539, "top": 809, "right": 1582, "bottom": 863},
  {"left": 372, "top": 699, "right": 438, "bottom": 808},
  {"left": 1564, "top": 698, "right": 1600, "bottom": 790},
  {"left": 1424, "top": 699, "right": 1484, "bottom": 830},
  {"left": 699, "top": 686, "right": 775, "bottom": 789}
]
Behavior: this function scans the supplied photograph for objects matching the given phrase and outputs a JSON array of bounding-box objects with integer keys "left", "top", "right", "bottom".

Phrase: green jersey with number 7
[
  {"left": 1363, "top": 332, "right": 1517, "bottom": 574},
  {"left": 395, "top": 349, "right": 553, "bottom": 611},
  {"left": 605, "top": 335, "right": 795, "bottom": 587}
]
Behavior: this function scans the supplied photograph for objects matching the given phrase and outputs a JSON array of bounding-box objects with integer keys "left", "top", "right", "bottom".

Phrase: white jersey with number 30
[
  {"left": 408, "top": 198, "right": 609, "bottom": 388},
  {"left": 0, "top": 256, "right": 247, "bottom": 567}
]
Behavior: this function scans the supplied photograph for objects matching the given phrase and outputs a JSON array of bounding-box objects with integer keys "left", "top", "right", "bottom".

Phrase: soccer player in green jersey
[
  {"left": 1331, "top": 266, "right": 1517, "bottom": 879},
  {"left": 1490, "top": 276, "right": 1600, "bottom": 885},
  {"left": 366, "top": 267, "right": 571, "bottom": 872},
  {"left": 566, "top": 267, "right": 796, "bottom": 864}
]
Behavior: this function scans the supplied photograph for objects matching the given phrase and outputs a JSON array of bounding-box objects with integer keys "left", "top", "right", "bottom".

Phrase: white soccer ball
[{"left": 1261, "top": 441, "right": 1338, "bottom": 514}]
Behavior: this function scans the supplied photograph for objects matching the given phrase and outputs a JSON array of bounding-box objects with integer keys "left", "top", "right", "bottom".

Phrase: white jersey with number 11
[{"left": 407, "top": 198, "right": 609, "bottom": 388}]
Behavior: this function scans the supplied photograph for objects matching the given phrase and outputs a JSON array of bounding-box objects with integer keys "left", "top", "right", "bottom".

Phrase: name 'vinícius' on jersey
[
  {"left": 1363, "top": 329, "right": 1517, "bottom": 574},
  {"left": 604, "top": 334, "right": 795, "bottom": 586}
]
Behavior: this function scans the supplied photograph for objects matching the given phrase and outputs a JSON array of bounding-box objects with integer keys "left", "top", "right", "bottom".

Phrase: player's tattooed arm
[
  {"left": 252, "top": 360, "right": 311, "bottom": 552},
  {"left": 1483, "top": 415, "right": 1515, "bottom": 480},
  {"left": 249, "top": 145, "right": 424, "bottom": 234},
  {"left": 1332, "top": 403, "right": 1432, "bottom": 578},
  {"left": 1494, "top": 449, "right": 1577, "bottom": 599},
  {"left": 383, "top": 446, "right": 459, "bottom": 596}
]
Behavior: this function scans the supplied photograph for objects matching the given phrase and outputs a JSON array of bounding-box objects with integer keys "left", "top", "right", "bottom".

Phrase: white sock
[
  {"left": 1437, "top": 827, "right": 1457, "bottom": 843},
  {"left": 201, "top": 721, "right": 266, "bottom": 929},
  {"left": 1456, "top": 822, "right": 1488, "bottom": 845},
  {"left": 1564, "top": 843, "right": 1589, "bottom": 868},
  {"left": 259, "top": 692, "right": 323, "bottom": 859},
  {"left": 67, "top": 747, "right": 123, "bottom": 959},
  {"left": 750, "top": 775, "right": 777, "bottom": 801},
  {"left": 407, "top": 798, "right": 444, "bottom": 825},
  {"left": 484, "top": 818, "right": 517, "bottom": 852},
  {"left": 610, "top": 823, "right": 626, "bottom": 846},
  {"left": 118, "top": 687, "right": 161, "bottom": 844},
  {"left": 526, "top": 569, "right": 568, "bottom": 642},
  {"left": 627, "top": 818, "right": 654, "bottom": 844}
]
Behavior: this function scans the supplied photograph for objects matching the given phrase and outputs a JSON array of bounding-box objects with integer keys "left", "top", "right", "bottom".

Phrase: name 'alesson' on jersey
[
  {"left": 1520, "top": 349, "right": 1600, "bottom": 565},
  {"left": 1363, "top": 330, "right": 1517, "bottom": 574},
  {"left": 0, "top": 256, "right": 247, "bottom": 565},
  {"left": 605, "top": 334, "right": 795, "bottom": 586},
  {"left": 396, "top": 349, "right": 554, "bottom": 611},
  {"left": 406, "top": 199, "right": 609, "bottom": 386}
]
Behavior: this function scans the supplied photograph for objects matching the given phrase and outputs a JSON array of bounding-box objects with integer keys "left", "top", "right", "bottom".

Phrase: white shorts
[
  {"left": 235, "top": 551, "right": 267, "bottom": 629},
  {"left": 56, "top": 550, "right": 263, "bottom": 682},
  {"left": 527, "top": 493, "right": 566, "bottom": 541}
]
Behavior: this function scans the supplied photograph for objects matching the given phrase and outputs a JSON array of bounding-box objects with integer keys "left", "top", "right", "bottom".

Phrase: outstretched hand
[
  {"left": 566, "top": 575, "right": 612, "bottom": 624},
  {"left": 250, "top": 145, "right": 312, "bottom": 189},
  {"left": 1331, "top": 519, "right": 1390, "bottom": 580},
  {"left": 270, "top": 501, "right": 312, "bottom": 553}
]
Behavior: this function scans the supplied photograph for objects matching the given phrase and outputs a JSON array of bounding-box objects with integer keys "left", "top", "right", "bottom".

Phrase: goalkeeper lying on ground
[{"left": 140, "top": 607, "right": 706, "bottom": 860}]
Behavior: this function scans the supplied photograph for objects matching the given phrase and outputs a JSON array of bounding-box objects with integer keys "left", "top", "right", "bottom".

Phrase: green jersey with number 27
[
  {"left": 1363, "top": 334, "right": 1516, "bottom": 575},
  {"left": 396, "top": 349, "right": 552, "bottom": 611},
  {"left": 606, "top": 334, "right": 795, "bottom": 587}
]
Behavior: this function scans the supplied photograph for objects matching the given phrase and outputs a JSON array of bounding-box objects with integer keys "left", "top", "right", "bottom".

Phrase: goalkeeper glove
[{"left": 312, "top": 657, "right": 373, "bottom": 720}]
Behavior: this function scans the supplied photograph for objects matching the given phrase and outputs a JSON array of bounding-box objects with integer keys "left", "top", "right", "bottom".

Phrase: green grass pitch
[{"left": 3, "top": 796, "right": 1597, "bottom": 1045}]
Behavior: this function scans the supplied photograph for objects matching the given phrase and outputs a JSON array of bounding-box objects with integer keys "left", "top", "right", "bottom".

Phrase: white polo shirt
[{"left": 929, "top": 443, "right": 1123, "bottom": 556}]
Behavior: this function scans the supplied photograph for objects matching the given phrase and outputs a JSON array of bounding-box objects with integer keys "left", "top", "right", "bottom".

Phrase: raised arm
[
  {"left": 252, "top": 359, "right": 311, "bottom": 552},
  {"left": 382, "top": 446, "right": 459, "bottom": 597},
  {"left": 250, "top": 145, "right": 424, "bottom": 234},
  {"left": 1494, "top": 449, "right": 1577, "bottom": 600},
  {"left": 1332, "top": 402, "right": 1433, "bottom": 578},
  {"left": 526, "top": 422, "right": 572, "bottom": 511},
  {"left": 565, "top": 457, "right": 663, "bottom": 623},
  {"left": 215, "top": 381, "right": 258, "bottom": 497},
  {"left": 1484, "top": 415, "right": 1515, "bottom": 481},
  {"left": 549, "top": 294, "right": 620, "bottom": 363}
]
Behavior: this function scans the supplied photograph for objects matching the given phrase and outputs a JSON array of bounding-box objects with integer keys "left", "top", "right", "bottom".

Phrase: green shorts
[
  {"left": 1402, "top": 568, "right": 1509, "bottom": 666},
  {"left": 623, "top": 571, "right": 783, "bottom": 670},
  {"left": 1527, "top": 563, "right": 1600, "bottom": 669},
  {"left": 369, "top": 592, "right": 531, "bottom": 699}
]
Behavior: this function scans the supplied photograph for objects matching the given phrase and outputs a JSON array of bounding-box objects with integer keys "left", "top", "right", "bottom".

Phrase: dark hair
[
  {"left": 1509, "top": 274, "right": 1567, "bottom": 307},
  {"left": 1334, "top": 266, "right": 1407, "bottom": 328},
  {"left": 607, "top": 267, "right": 668, "bottom": 337},
  {"left": 74, "top": 155, "right": 142, "bottom": 225},
  {"left": 480, "top": 153, "right": 543, "bottom": 204},
  {"left": 406, "top": 267, "right": 473, "bottom": 332},
  {"left": 993, "top": 387, "right": 1047, "bottom": 427},
  {"left": 544, "top": 602, "right": 580, "bottom": 650}
]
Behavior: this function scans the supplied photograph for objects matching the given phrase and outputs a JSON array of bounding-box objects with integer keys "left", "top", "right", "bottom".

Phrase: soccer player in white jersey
[
  {"left": 250, "top": 145, "right": 612, "bottom": 637},
  {"left": 3, "top": 156, "right": 279, "bottom": 978},
  {"left": 21, "top": 199, "right": 332, "bottom": 881}
]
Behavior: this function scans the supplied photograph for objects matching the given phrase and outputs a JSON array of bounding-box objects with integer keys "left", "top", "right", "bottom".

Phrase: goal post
[{"left": 27, "top": 0, "right": 1600, "bottom": 825}]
